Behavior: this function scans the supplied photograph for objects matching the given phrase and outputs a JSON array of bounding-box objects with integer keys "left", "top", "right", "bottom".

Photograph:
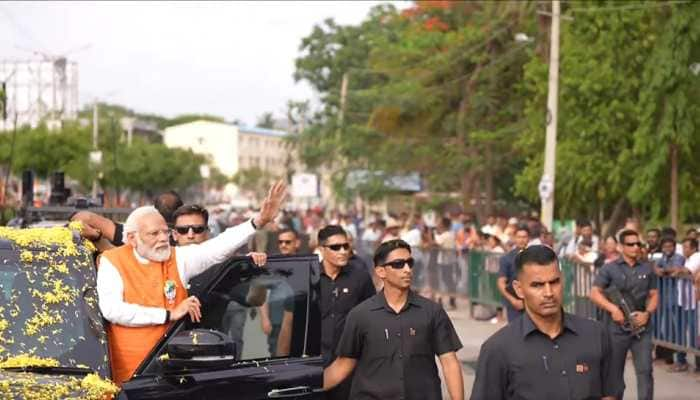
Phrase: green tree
[
  {"left": 293, "top": 2, "right": 536, "bottom": 214},
  {"left": 7, "top": 123, "right": 92, "bottom": 185},
  {"left": 207, "top": 166, "right": 231, "bottom": 190},
  {"left": 232, "top": 167, "right": 275, "bottom": 201},
  {"left": 255, "top": 112, "right": 276, "bottom": 129},
  {"left": 107, "top": 138, "right": 206, "bottom": 196},
  {"left": 515, "top": 0, "right": 700, "bottom": 230},
  {"left": 628, "top": 2, "right": 700, "bottom": 226}
]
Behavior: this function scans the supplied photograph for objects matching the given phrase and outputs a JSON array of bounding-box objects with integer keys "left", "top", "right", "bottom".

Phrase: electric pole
[
  {"left": 338, "top": 72, "right": 349, "bottom": 126},
  {"left": 91, "top": 101, "right": 100, "bottom": 199},
  {"left": 540, "top": 0, "right": 560, "bottom": 230}
]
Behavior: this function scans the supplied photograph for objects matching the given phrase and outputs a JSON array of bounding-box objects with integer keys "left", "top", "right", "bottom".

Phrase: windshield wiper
[{"left": 0, "top": 365, "right": 94, "bottom": 375}]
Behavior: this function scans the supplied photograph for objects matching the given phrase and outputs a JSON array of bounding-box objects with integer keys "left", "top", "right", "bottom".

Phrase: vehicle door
[{"left": 118, "top": 255, "right": 323, "bottom": 400}]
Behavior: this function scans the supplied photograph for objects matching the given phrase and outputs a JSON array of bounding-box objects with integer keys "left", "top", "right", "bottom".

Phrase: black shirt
[
  {"left": 593, "top": 257, "right": 657, "bottom": 312},
  {"left": 336, "top": 290, "right": 463, "bottom": 400},
  {"left": 320, "top": 261, "right": 376, "bottom": 366},
  {"left": 470, "top": 312, "right": 615, "bottom": 400}
]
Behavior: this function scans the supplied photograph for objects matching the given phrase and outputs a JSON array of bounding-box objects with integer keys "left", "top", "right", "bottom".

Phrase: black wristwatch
[{"left": 164, "top": 310, "right": 170, "bottom": 324}]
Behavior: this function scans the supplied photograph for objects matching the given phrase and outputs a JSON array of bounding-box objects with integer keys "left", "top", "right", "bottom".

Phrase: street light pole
[
  {"left": 91, "top": 101, "right": 99, "bottom": 199},
  {"left": 540, "top": 0, "right": 560, "bottom": 230}
]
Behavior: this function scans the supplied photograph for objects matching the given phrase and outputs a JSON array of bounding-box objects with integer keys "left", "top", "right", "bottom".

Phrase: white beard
[{"left": 135, "top": 235, "right": 171, "bottom": 262}]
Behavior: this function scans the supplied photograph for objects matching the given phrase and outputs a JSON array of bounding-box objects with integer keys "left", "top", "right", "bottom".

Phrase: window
[
  {"left": 208, "top": 272, "right": 297, "bottom": 360},
  {"left": 140, "top": 258, "right": 316, "bottom": 377}
]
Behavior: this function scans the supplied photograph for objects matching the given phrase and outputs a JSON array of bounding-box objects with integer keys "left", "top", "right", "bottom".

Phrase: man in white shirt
[
  {"left": 97, "top": 181, "right": 286, "bottom": 385},
  {"left": 669, "top": 238, "right": 700, "bottom": 372},
  {"left": 565, "top": 220, "right": 600, "bottom": 258},
  {"left": 435, "top": 217, "right": 458, "bottom": 309}
]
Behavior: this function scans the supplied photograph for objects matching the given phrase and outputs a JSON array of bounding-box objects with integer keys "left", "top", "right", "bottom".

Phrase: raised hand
[{"left": 254, "top": 180, "right": 288, "bottom": 228}]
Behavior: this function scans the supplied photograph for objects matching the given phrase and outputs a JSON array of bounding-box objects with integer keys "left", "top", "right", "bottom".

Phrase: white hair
[{"left": 123, "top": 206, "right": 162, "bottom": 234}]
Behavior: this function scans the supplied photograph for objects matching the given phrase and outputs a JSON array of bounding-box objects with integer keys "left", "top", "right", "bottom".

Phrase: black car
[{"left": 0, "top": 226, "right": 324, "bottom": 399}]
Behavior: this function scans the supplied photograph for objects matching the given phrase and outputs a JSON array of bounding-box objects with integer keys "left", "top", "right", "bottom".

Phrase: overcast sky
[{"left": 0, "top": 1, "right": 404, "bottom": 126}]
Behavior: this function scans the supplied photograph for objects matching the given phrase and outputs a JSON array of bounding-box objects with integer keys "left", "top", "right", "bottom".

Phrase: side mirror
[{"left": 160, "top": 329, "right": 237, "bottom": 370}]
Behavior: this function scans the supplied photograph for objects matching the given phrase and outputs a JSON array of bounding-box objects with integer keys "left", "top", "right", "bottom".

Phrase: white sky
[{"left": 0, "top": 1, "right": 404, "bottom": 126}]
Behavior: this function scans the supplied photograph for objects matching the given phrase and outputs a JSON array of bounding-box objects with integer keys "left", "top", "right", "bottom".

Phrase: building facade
[
  {"left": 162, "top": 120, "right": 291, "bottom": 179},
  {"left": 237, "top": 126, "right": 291, "bottom": 178}
]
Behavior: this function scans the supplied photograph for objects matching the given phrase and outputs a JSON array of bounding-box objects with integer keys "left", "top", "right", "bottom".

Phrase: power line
[
  {"left": 0, "top": 6, "right": 45, "bottom": 50},
  {"left": 568, "top": 0, "right": 690, "bottom": 13}
]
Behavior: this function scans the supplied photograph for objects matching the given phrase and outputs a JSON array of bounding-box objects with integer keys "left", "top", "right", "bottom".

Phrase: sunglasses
[
  {"left": 324, "top": 243, "right": 350, "bottom": 252},
  {"left": 623, "top": 242, "right": 643, "bottom": 248},
  {"left": 382, "top": 258, "right": 415, "bottom": 269},
  {"left": 174, "top": 225, "right": 208, "bottom": 235},
  {"left": 278, "top": 240, "right": 294, "bottom": 245}
]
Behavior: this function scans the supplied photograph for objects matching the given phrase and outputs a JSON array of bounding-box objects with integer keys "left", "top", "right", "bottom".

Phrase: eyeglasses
[
  {"left": 278, "top": 240, "right": 293, "bottom": 245},
  {"left": 174, "top": 225, "right": 208, "bottom": 235},
  {"left": 623, "top": 242, "right": 643, "bottom": 248},
  {"left": 143, "top": 228, "right": 172, "bottom": 239},
  {"left": 382, "top": 258, "right": 415, "bottom": 269},
  {"left": 324, "top": 243, "right": 350, "bottom": 252}
]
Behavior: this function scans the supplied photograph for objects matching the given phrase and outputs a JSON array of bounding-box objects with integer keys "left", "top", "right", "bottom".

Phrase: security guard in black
[
  {"left": 317, "top": 225, "right": 375, "bottom": 400},
  {"left": 470, "top": 312, "right": 614, "bottom": 400},
  {"left": 320, "top": 258, "right": 376, "bottom": 365},
  {"left": 337, "top": 290, "right": 462, "bottom": 399},
  {"left": 471, "top": 244, "right": 615, "bottom": 400},
  {"left": 324, "top": 239, "right": 464, "bottom": 400}
]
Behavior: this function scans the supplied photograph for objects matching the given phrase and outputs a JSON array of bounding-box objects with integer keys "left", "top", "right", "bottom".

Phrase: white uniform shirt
[
  {"left": 678, "top": 251, "right": 700, "bottom": 309},
  {"left": 97, "top": 220, "right": 256, "bottom": 327}
]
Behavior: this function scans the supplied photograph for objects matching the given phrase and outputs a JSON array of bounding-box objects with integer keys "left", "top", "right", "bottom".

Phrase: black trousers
[{"left": 609, "top": 326, "right": 654, "bottom": 400}]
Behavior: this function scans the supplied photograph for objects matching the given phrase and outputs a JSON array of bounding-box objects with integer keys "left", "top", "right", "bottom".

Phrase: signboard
[
  {"left": 291, "top": 173, "right": 319, "bottom": 198},
  {"left": 346, "top": 170, "right": 422, "bottom": 193},
  {"left": 89, "top": 151, "right": 103, "bottom": 165},
  {"left": 538, "top": 174, "right": 553, "bottom": 201}
]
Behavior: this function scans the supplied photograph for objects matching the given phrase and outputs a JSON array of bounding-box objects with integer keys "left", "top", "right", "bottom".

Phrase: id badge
[{"left": 164, "top": 280, "right": 177, "bottom": 305}]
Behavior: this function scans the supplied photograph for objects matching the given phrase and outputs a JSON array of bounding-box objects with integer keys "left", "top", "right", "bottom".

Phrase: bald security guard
[
  {"left": 471, "top": 245, "right": 616, "bottom": 400},
  {"left": 324, "top": 239, "right": 464, "bottom": 400}
]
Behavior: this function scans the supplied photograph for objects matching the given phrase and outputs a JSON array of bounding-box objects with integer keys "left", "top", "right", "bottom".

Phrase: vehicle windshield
[{"left": 0, "top": 226, "right": 108, "bottom": 377}]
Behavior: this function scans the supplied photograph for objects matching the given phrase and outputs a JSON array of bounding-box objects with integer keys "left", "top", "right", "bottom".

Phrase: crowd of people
[
  {"left": 69, "top": 184, "right": 466, "bottom": 399},
  {"left": 65, "top": 186, "right": 700, "bottom": 399}
]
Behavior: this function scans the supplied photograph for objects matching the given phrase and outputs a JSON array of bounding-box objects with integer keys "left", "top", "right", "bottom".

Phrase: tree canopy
[{"left": 293, "top": 0, "right": 700, "bottom": 227}]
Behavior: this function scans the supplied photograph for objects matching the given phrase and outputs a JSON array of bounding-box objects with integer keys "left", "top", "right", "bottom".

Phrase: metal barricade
[
  {"left": 653, "top": 276, "right": 699, "bottom": 355},
  {"left": 467, "top": 252, "right": 502, "bottom": 309},
  {"left": 569, "top": 261, "right": 597, "bottom": 318}
]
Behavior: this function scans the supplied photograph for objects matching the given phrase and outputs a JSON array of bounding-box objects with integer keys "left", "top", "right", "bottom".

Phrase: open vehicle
[{"left": 0, "top": 226, "right": 323, "bottom": 399}]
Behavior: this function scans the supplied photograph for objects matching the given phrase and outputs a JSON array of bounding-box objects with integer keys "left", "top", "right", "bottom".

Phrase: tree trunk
[
  {"left": 484, "top": 146, "right": 494, "bottom": 217},
  {"left": 473, "top": 176, "right": 485, "bottom": 224},
  {"left": 603, "top": 197, "right": 627, "bottom": 238},
  {"left": 461, "top": 170, "right": 476, "bottom": 214},
  {"left": 670, "top": 142, "right": 679, "bottom": 231}
]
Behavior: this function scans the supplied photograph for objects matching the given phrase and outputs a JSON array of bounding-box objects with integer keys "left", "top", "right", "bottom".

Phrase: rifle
[{"left": 604, "top": 285, "right": 646, "bottom": 338}]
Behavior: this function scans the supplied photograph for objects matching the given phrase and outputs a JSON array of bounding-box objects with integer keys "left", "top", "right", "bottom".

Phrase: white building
[
  {"left": 237, "top": 126, "right": 292, "bottom": 178},
  {"left": 162, "top": 120, "right": 292, "bottom": 178},
  {"left": 163, "top": 120, "right": 241, "bottom": 176}
]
